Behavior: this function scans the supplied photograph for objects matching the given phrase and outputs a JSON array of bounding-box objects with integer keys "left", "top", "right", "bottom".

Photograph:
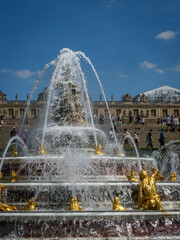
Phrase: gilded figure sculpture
[
  {"left": 151, "top": 167, "right": 165, "bottom": 182},
  {"left": 39, "top": 145, "right": 47, "bottom": 155},
  {"left": 95, "top": 144, "right": 103, "bottom": 155},
  {"left": 7, "top": 170, "right": 19, "bottom": 183},
  {"left": 21, "top": 197, "right": 37, "bottom": 211},
  {"left": 137, "top": 169, "right": 162, "bottom": 210},
  {"left": 0, "top": 172, "right": 16, "bottom": 211},
  {"left": 11, "top": 146, "right": 18, "bottom": 157},
  {"left": 114, "top": 146, "right": 125, "bottom": 157},
  {"left": 126, "top": 170, "right": 139, "bottom": 182},
  {"left": 169, "top": 172, "right": 177, "bottom": 182},
  {"left": 112, "top": 195, "right": 127, "bottom": 211},
  {"left": 67, "top": 196, "right": 82, "bottom": 211}
]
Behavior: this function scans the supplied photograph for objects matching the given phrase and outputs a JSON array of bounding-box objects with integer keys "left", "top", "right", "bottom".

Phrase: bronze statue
[
  {"left": 67, "top": 196, "right": 82, "bottom": 211},
  {"left": 21, "top": 197, "right": 37, "bottom": 211},
  {"left": 112, "top": 195, "right": 127, "bottom": 211},
  {"left": 126, "top": 170, "right": 139, "bottom": 182},
  {"left": 137, "top": 169, "right": 162, "bottom": 210},
  {"left": 0, "top": 172, "right": 16, "bottom": 211},
  {"left": 169, "top": 172, "right": 177, "bottom": 182}
]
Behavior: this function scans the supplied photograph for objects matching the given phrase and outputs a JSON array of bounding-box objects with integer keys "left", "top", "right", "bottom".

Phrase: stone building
[{"left": 0, "top": 85, "right": 179, "bottom": 124}]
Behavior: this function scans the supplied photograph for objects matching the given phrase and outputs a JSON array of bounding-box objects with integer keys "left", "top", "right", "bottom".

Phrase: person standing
[
  {"left": 146, "top": 129, "right": 153, "bottom": 148},
  {"left": 0, "top": 117, "right": 4, "bottom": 127},
  {"left": 123, "top": 128, "right": 130, "bottom": 144},
  {"left": 134, "top": 130, "right": 139, "bottom": 148},
  {"left": 173, "top": 116, "right": 179, "bottom": 133},
  {"left": 159, "top": 129, "right": 165, "bottom": 147},
  {"left": 10, "top": 127, "right": 17, "bottom": 138}
]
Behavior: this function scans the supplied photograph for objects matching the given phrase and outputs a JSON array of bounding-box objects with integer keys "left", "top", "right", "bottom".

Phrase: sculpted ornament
[{"left": 137, "top": 169, "right": 162, "bottom": 211}]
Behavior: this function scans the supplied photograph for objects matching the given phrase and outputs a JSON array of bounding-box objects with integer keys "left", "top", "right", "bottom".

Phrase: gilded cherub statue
[
  {"left": 112, "top": 195, "right": 127, "bottom": 211},
  {"left": 21, "top": 197, "right": 37, "bottom": 211},
  {"left": 67, "top": 196, "right": 82, "bottom": 211},
  {"left": 7, "top": 170, "right": 19, "bottom": 183},
  {"left": 169, "top": 172, "right": 177, "bottom": 182},
  {"left": 95, "top": 144, "right": 103, "bottom": 155},
  {"left": 0, "top": 172, "right": 16, "bottom": 211},
  {"left": 137, "top": 169, "right": 162, "bottom": 210},
  {"left": 11, "top": 146, "right": 18, "bottom": 157},
  {"left": 114, "top": 146, "right": 125, "bottom": 157},
  {"left": 126, "top": 170, "right": 139, "bottom": 182},
  {"left": 39, "top": 144, "right": 47, "bottom": 155},
  {"left": 151, "top": 167, "right": 165, "bottom": 182}
]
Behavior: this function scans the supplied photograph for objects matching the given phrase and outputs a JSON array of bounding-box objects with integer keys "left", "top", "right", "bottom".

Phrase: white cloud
[
  {"left": 0, "top": 68, "right": 40, "bottom": 79},
  {"left": 105, "top": 0, "right": 125, "bottom": 8},
  {"left": 155, "top": 30, "right": 177, "bottom": 40},
  {"left": 100, "top": 70, "right": 128, "bottom": 79},
  {"left": 14, "top": 70, "right": 35, "bottom": 79},
  {"left": 171, "top": 64, "right": 180, "bottom": 72},
  {"left": 154, "top": 68, "right": 165, "bottom": 74},
  {"left": 0, "top": 69, "right": 12, "bottom": 73},
  {"left": 139, "top": 61, "right": 157, "bottom": 69},
  {"left": 139, "top": 61, "right": 165, "bottom": 74},
  {"left": 114, "top": 71, "right": 128, "bottom": 78}
]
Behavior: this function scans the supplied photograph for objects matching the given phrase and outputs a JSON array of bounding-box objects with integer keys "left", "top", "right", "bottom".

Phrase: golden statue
[
  {"left": 151, "top": 167, "right": 165, "bottom": 182},
  {"left": 0, "top": 172, "right": 16, "bottom": 211},
  {"left": 95, "top": 144, "right": 103, "bottom": 155},
  {"left": 112, "top": 195, "right": 127, "bottom": 211},
  {"left": 114, "top": 146, "right": 125, "bottom": 157},
  {"left": 21, "top": 197, "right": 37, "bottom": 211},
  {"left": 67, "top": 197, "right": 82, "bottom": 211},
  {"left": 11, "top": 146, "right": 18, "bottom": 157},
  {"left": 169, "top": 172, "right": 177, "bottom": 182},
  {"left": 39, "top": 144, "right": 46, "bottom": 155},
  {"left": 126, "top": 170, "right": 139, "bottom": 182},
  {"left": 137, "top": 169, "right": 162, "bottom": 210},
  {"left": 7, "top": 170, "right": 19, "bottom": 183}
]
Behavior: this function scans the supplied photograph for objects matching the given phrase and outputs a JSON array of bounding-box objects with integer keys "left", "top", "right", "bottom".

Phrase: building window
[
  {"left": 133, "top": 109, "right": 139, "bottom": 116},
  {"left": 116, "top": 109, "right": 121, "bottom": 116},
  {"left": 174, "top": 109, "right": 179, "bottom": 116},
  {"left": 20, "top": 109, "right": 25, "bottom": 116},
  {"left": 162, "top": 109, "right": 168, "bottom": 116},
  {"left": 9, "top": 109, "right": 14, "bottom": 116},
  {"left": 151, "top": 109, "right": 156, "bottom": 117},
  {"left": 31, "top": 109, "right": 36, "bottom": 116}
]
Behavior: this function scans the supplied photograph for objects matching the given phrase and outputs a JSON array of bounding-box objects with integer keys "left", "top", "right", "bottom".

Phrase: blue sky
[{"left": 0, "top": 0, "right": 180, "bottom": 100}]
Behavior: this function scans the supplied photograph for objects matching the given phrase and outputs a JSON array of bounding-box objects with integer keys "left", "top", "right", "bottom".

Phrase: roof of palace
[
  {"left": 141, "top": 85, "right": 180, "bottom": 95},
  {"left": 138, "top": 85, "right": 180, "bottom": 102}
]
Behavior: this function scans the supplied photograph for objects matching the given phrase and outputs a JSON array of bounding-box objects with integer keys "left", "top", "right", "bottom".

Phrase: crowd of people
[
  {"left": 5, "top": 112, "right": 180, "bottom": 151},
  {"left": 157, "top": 115, "right": 180, "bottom": 133},
  {"left": 102, "top": 113, "right": 179, "bottom": 150}
]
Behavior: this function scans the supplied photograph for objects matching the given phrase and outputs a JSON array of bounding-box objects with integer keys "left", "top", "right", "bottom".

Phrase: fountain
[{"left": 0, "top": 48, "right": 179, "bottom": 239}]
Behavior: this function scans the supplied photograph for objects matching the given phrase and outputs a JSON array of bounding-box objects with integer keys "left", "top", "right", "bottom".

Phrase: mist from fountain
[
  {"left": 152, "top": 140, "right": 180, "bottom": 179},
  {"left": 18, "top": 63, "right": 52, "bottom": 140},
  {"left": 39, "top": 48, "right": 119, "bottom": 150},
  {"left": 77, "top": 51, "right": 118, "bottom": 147}
]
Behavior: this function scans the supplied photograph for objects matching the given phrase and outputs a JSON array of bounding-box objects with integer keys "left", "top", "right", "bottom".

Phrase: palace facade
[{"left": 0, "top": 85, "right": 180, "bottom": 124}]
